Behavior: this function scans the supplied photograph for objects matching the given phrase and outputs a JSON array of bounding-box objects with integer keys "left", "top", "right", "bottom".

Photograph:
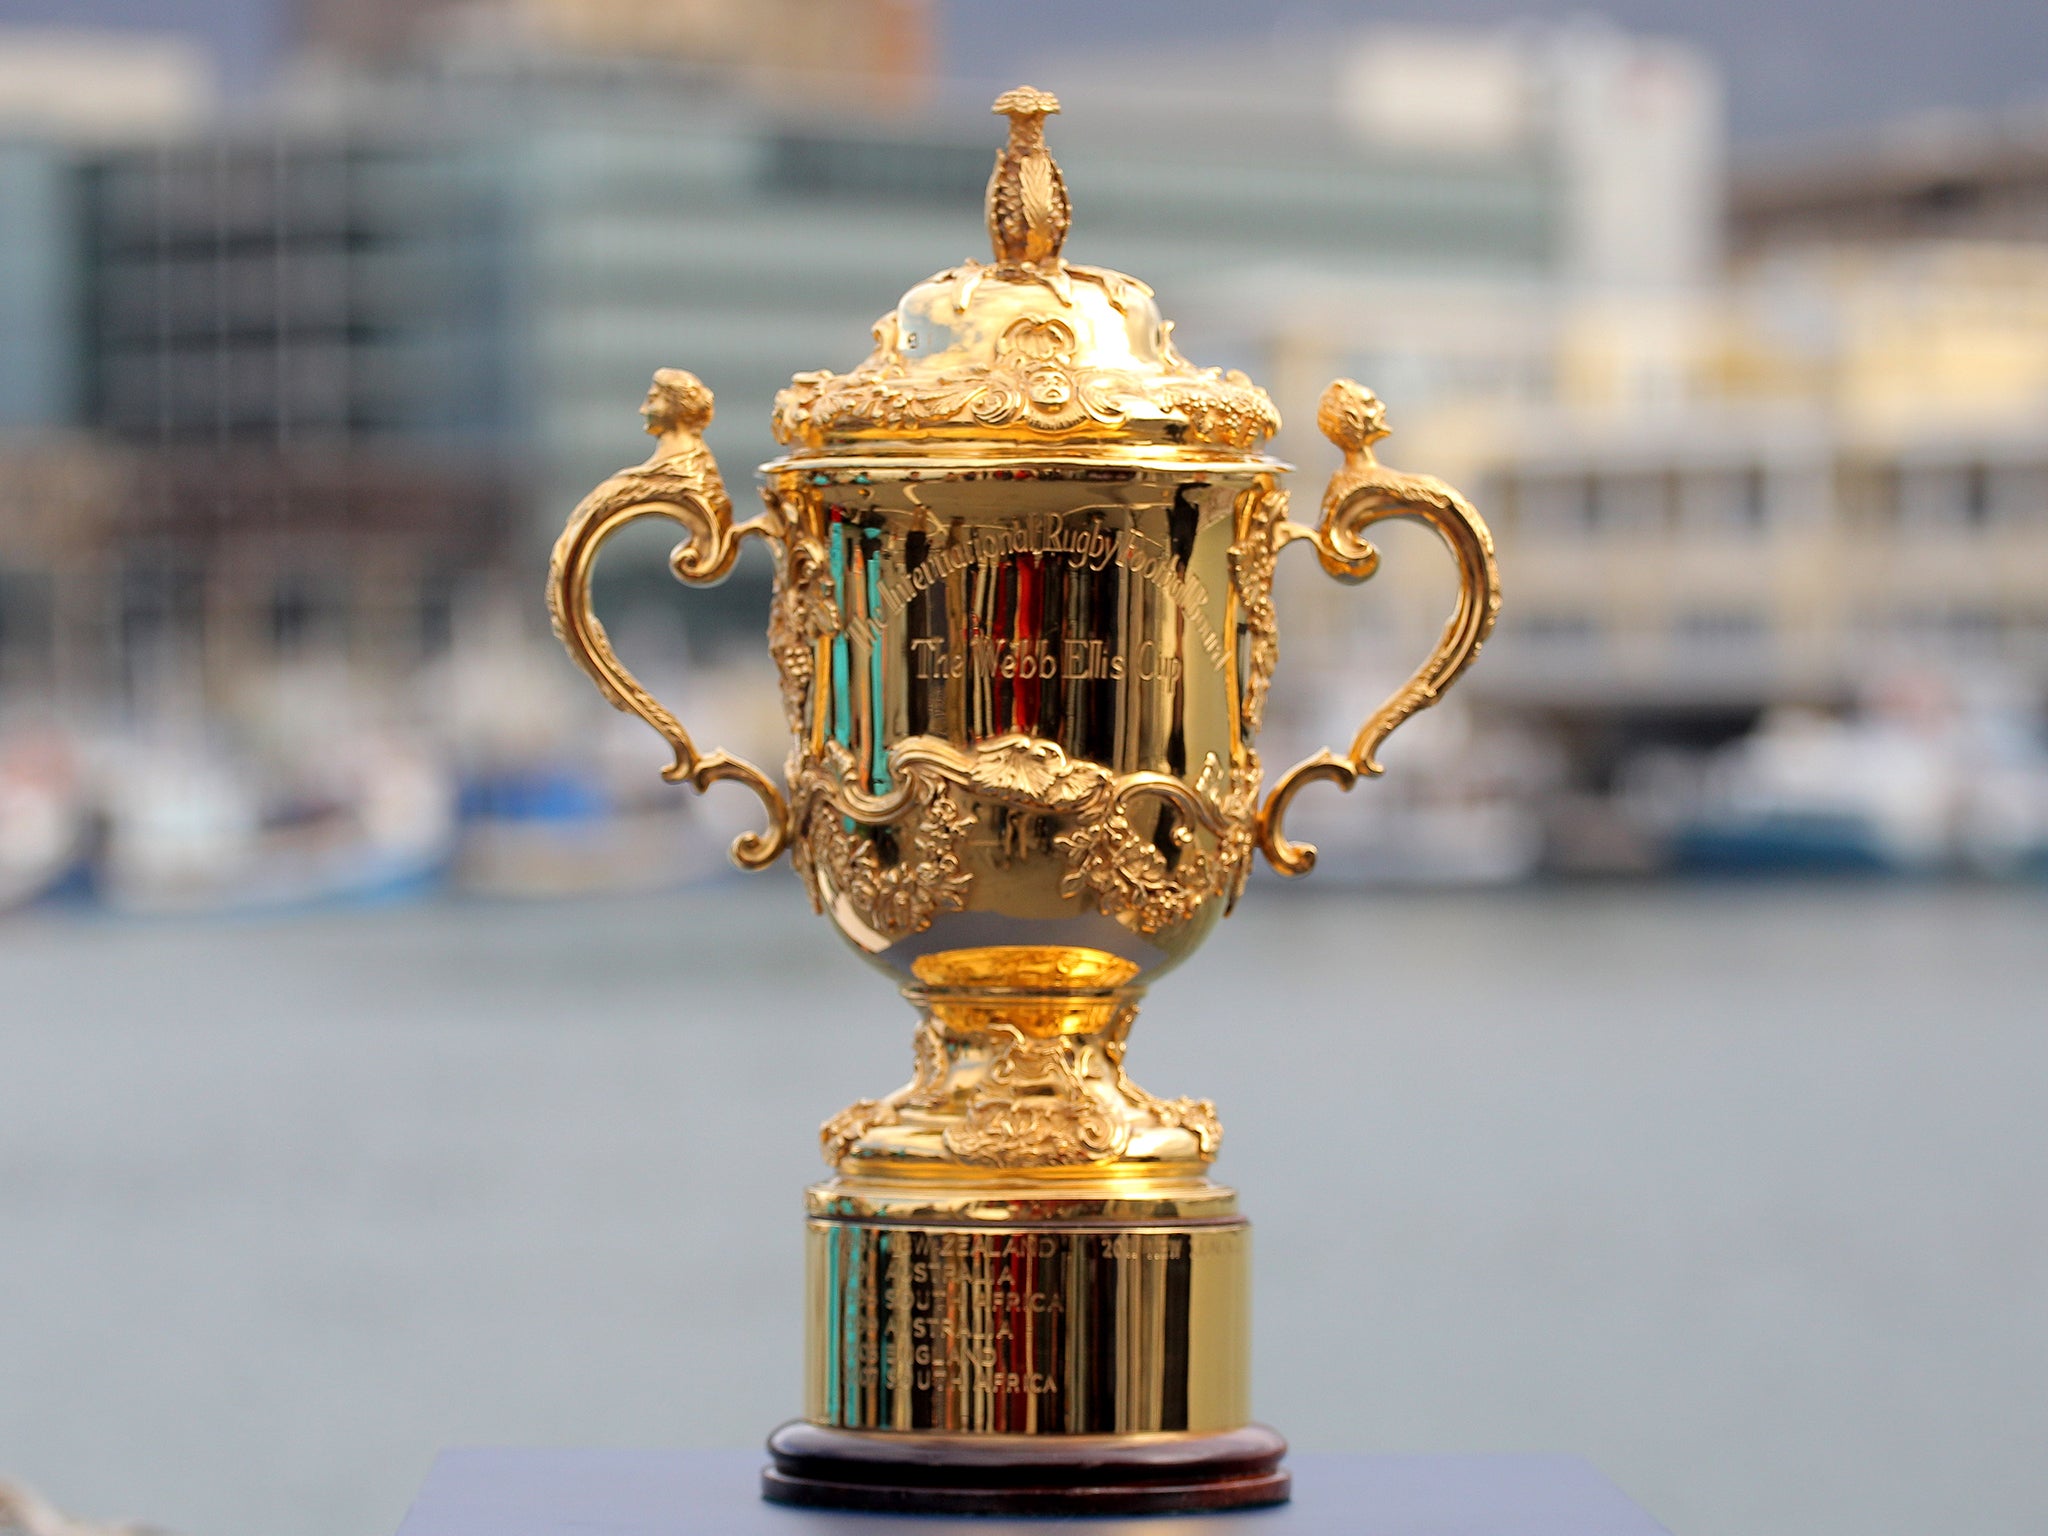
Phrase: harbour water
[{"left": 1, "top": 880, "right": 2042, "bottom": 1536}]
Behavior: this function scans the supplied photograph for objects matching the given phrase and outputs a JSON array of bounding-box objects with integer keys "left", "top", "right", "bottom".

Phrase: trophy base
[
  {"left": 776, "top": 1177, "right": 1286, "bottom": 1513},
  {"left": 761, "top": 1421, "right": 1291, "bottom": 1514}
]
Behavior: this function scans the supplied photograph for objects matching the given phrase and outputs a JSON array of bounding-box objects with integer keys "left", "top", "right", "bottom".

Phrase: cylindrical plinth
[
  {"left": 763, "top": 1179, "right": 1287, "bottom": 1513},
  {"left": 762, "top": 1421, "right": 1290, "bottom": 1515}
]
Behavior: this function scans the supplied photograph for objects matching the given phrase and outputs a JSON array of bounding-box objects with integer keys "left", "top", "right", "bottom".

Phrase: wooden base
[{"left": 761, "top": 1421, "right": 1290, "bottom": 1515}]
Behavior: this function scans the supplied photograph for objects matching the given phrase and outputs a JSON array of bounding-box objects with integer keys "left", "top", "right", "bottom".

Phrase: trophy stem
[{"left": 820, "top": 944, "right": 1222, "bottom": 1174}]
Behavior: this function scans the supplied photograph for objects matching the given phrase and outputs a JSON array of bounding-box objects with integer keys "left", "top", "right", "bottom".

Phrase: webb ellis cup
[{"left": 548, "top": 89, "right": 1500, "bottom": 1514}]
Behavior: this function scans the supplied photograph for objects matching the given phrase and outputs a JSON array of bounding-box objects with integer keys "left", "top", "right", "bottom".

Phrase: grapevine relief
[{"left": 784, "top": 733, "right": 1260, "bottom": 941}]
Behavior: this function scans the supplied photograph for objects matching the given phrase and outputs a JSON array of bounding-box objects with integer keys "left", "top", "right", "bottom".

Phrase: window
[
  {"left": 1675, "top": 610, "right": 1765, "bottom": 650},
  {"left": 1740, "top": 466, "right": 1768, "bottom": 529},
  {"left": 1961, "top": 463, "right": 1991, "bottom": 528}
]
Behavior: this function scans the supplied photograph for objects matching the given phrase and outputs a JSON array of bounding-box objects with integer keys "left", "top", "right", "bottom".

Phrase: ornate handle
[
  {"left": 1256, "top": 380, "right": 1502, "bottom": 876},
  {"left": 545, "top": 369, "right": 789, "bottom": 870}
]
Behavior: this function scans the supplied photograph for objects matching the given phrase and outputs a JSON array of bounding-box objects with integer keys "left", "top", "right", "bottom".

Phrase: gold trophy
[{"left": 547, "top": 88, "right": 1499, "bottom": 1515}]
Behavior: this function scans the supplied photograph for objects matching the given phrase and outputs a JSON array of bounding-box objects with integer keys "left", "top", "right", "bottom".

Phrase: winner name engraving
[
  {"left": 861, "top": 1229, "right": 1079, "bottom": 1401},
  {"left": 821, "top": 1224, "right": 1240, "bottom": 1423}
]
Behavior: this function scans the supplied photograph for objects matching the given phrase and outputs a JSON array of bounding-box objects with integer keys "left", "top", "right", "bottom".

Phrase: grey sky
[{"left": 1, "top": 0, "right": 2043, "bottom": 141}]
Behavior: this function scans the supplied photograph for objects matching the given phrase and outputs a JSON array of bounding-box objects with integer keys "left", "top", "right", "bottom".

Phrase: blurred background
[{"left": 0, "top": 2, "right": 2042, "bottom": 1534}]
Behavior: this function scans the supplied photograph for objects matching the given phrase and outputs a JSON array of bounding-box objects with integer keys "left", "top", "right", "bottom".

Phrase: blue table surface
[{"left": 396, "top": 1448, "right": 1674, "bottom": 1535}]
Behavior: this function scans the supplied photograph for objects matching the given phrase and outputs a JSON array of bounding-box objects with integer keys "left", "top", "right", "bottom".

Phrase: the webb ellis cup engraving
[{"left": 547, "top": 87, "right": 1500, "bottom": 1515}]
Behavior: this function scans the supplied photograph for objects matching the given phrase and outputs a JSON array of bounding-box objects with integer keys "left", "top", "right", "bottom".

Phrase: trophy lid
[{"left": 769, "top": 87, "right": 1281, "bottom": 463}]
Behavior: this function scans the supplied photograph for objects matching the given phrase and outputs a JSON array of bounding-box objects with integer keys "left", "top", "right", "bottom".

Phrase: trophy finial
[{"left": 987, "top": 86, "right": 1069, "bottom": 265}]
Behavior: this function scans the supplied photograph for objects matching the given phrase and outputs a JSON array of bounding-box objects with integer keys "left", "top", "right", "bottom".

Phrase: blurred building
[
  {"left": 0, "top": 28, "right": 218, "bottom": 433},
  {"left": 1299, "top": 99, "right": 2048, "bottom": 875},
  {"left": 2, "top": 14, "right": 2043, "bottom": 888},
  {"left": 296, "top": 0, "right": 931, "bottom": 106},
  {"left": 1437, "top": 167, "right": 2048, "bottom": 737},
  {"left": 4, "top": 14, "right": 1722, "bottom": 724},
  {"left": 1731, "top": 107, "right": 2048, "bottom": 255},
  {"left": 0, "top": 27, "right": 214, "bottom": 144},
  {"left": 2, "top": 127, "right": 513, "bottom": 720}
]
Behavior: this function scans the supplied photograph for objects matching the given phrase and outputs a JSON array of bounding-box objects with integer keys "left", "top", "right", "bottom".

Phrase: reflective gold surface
[
  {"left": 820, "top": 955, "right": 1219, "bottom": 1172},
  {"left": 913, "top": 945, "right": 1140, "bottom": 993},
  {"left": 546, "top": 369, "right": 788, "bottom": 869},
  {"left": 542, "top": 86, "right": 1503, "bottom": 1460},
  {"left": 765, "top": 458, "right": 1269, "bottom": 982},
  {"left": 1257, "top": 381, "right": 1502, "bottom": 876},
  {"left": 771, "top": 91, "right": 1279, "bottom": 459},
  {"left": 807, "top": 1178, "right": 1239, "bottom": 1225},
  {"left": 805, "top": 1198, "right": 1250, "bottom": 1435}
]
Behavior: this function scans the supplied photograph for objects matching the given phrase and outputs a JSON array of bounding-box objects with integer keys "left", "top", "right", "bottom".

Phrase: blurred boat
[
  {"left": 0, "top": 1476, "right": 159, "bottom": 1536},
  {"left": 1282, "top": 794, "right": 1547, "bottom": 886},
  {"left": 450, "top": 761, "right": 720, "bottom": 899},
  {"left": 0, "top": 731, "right": 90, "bottom": 909},
  {"left": 1672, "top": 808, "right": 1897, "bottom": 875},
  {"left": 95, "top": 732, "right": 456, "bottom": 916},
  {"left": 1254, "top": 693, "right": 1557, "bottom": 887},
  {"left": 1634, "top": 678, "right": 2048, "bottom": 877},
  {"left": 1664, "top": 707, "right": 1939, "bottom": 874}
]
